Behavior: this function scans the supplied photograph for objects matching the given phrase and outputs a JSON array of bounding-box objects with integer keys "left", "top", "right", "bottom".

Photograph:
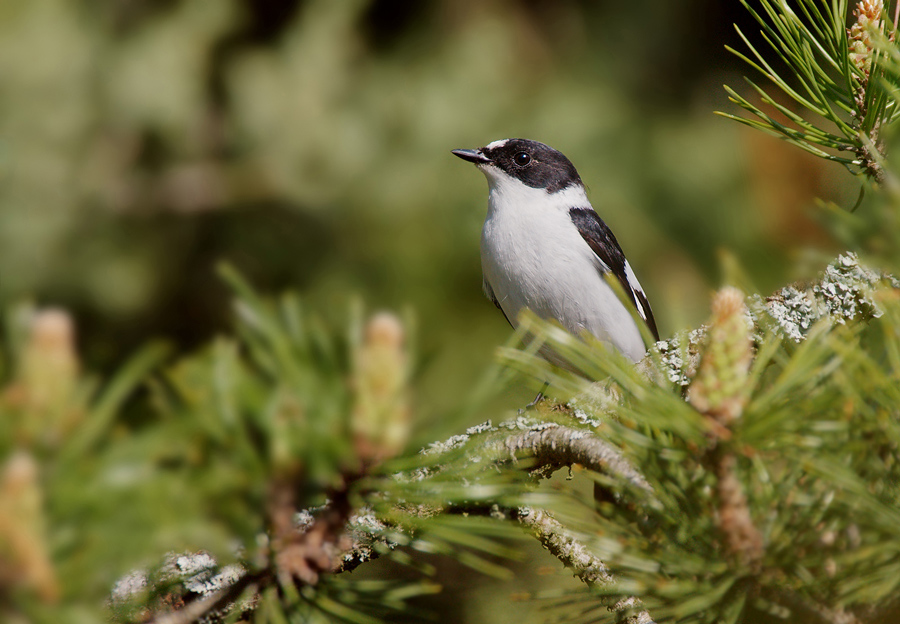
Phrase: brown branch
[
  {"left": 857, "top": 133, "right": 890, "bottom": 187},
  {"left": 331, "top": 509, "right": 393, "bottom": 574},
  {"left": 128, "top": 421, "right": 656, "bottom": 622},
  {"left": 147, "top": 569, "right": 269, "bottom": 624},
  {"left": 515, "top": 507, "right": 653, "bottom": 624},
  {"left": 713, "top": 451, "right": 763, "bottom": 571},
  {"left": 515, "top": 506, "right": 612, "bottom": 588},
  {"left": 490, "top": 422, "right": 652, "bottom": 493},
  {"left": 267, "top": 473, "right": 359, "bottom": 587},
  {"left": 688, "top": 288, "right": 764, "bottom": 571},
  {"left": 765, "top": 587, "right": 864, "bottom": 624},
  {"left": 328, "top": 417, "right": 654, "bottom": 578}
]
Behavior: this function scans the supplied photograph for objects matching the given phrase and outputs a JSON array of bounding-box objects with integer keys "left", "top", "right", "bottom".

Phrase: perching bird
[{"left": 452, "top": 138, "right": 659, "bottom": 364}]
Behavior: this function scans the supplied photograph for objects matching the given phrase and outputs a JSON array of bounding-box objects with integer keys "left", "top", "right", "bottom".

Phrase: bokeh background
[{"left": 0, "top": 1, "right": 860, "bottom": 620}]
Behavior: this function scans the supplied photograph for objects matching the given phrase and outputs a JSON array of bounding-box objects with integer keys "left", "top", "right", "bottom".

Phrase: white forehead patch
[{"left": 484, "top": 139, "right": 510, "bottom": 150}]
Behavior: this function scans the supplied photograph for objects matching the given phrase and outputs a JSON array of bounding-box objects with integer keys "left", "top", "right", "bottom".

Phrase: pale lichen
[
  {"left": 423, "top": 420, "right": 496, "bottom": 456},
  {"left": 109, "top": 569, "right": 148, "bottom": 603},
  {"left": 761, "top": 253, "right": 891, "bottom": 342},
  {"left": 110, "top": 551, "right": 253, "bottom": 623},
  {"left": 651, "top": 253, "right": 895, "bottom": 385},
  {"left": 762, "top": 285, "right": 813, "bottom": 342},
  {"left": 650, "top": 327, "right": 706, "bottom": 388},
  {"left": 813, "top": 253, "right": 887, "bottom": 321},
  {"left": 336, "top": 508, "right": 395, "bottom": 571}
]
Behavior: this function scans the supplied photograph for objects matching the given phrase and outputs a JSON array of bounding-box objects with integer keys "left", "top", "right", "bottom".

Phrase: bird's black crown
[{"left": 482, "top": 138, "right": 583, "bottom": 193}]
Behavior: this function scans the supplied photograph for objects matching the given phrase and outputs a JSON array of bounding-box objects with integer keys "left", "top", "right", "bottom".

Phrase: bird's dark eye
[{"left": 513, "top": 152, "right": 531, "bottom": 166}]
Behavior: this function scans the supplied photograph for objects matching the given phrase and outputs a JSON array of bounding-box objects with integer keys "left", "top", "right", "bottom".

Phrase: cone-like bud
[
  {"left": 0, "top": 451, "right": 59, "bottom": 602},
  {"left": 849, "top": 0, "right": 888, "bottom": 79},
  {"left": 689, "top": 287, "right": 753, "bottom": 427},
  {"left": 8, "top": 309, "right": 81, "bottom": 446},
  {"left": 351, "top": 312, "right": 410, "bottom": 464},
  {"left": 691, "top": 289, "right": 764, "bottom": 569}
]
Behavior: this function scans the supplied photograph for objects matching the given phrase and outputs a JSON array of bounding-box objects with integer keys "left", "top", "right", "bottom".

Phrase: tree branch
[
  {"left": 489, "top": 421, "right": 651, "bottom": 492},
  {"left": 147, "top": 569, "right": 268, "bottom": 624},
  {"left": 515, "top": 507, "right": 653, "bottom": 624}
]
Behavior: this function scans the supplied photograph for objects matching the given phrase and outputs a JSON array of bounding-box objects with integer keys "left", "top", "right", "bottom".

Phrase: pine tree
[{"left": 4, "top": 2, "right": 900, "bottom": 624}]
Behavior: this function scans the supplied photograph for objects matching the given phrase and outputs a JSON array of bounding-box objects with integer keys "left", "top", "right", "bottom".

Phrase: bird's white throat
[{"left": 478, "top": 165, "right": 590, "bottom": 217}]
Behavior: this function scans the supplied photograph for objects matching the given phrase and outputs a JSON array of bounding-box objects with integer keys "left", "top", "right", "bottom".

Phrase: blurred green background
[{"left": 0, "top": 0, "right": 865, "bottom": 621}]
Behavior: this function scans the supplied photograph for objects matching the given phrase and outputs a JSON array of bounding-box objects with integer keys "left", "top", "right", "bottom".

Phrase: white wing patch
[{"left": 624, "top": 261, "right": 649, "bottom": 321}]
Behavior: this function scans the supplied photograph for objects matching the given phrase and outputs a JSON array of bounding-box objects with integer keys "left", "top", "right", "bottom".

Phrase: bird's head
[{"left": 452, "top": 138, "right": 583, "bottom": 194}]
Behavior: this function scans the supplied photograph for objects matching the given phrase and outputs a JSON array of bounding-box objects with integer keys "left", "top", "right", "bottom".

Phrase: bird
[{"left": 452, "top": 138, "right": 659, "bottom": 366}]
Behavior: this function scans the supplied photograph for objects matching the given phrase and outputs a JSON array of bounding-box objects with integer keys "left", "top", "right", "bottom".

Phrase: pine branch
[
  {"left": 147, "top": 570, "right": 269, "bottom": 624},
  {"left": 515, "top": 506, "right": 613, "bottom": 588},
  {"left": 763, "top": 588, "right": 864, "bottom": 624},
  {"left": 267, "top": 472, "right": 359, "bottom": 587},
  {"left": 486, "top": 255, "right": 900, "bottom": 623},
  {"left": 515, "top": 507, "right": 654, "bottom": 624},
  {"left": 721, "top": 0, "right": 900, "bottom": 185},
  {"left": 487, "top": 420, "right": 651, "bottom": 492},
  {"left": 659, "top": 252, "right": 895, "bottom": 387},
  {"left": 100, "top": 250, "right": 900, "bottom": 624},
  {"left": 516, "top": 507, "right": 653, "bottom": 624},
  {"left": 109, "top": 415, "right": 655, "bottom": 622}
]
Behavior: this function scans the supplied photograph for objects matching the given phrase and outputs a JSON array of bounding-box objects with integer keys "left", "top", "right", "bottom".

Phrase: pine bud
[
  {"left": 0, "top": 451, "right": 59, "bottom": 602},
  {"left": 689, "top": 287, "right": 753, "bottom": 427},
  {"left": 14, "top": 309, "right": 80, "bottom": 445},
  {"left": 351, "top": 312, "right": 410, "bottom": 465},
  {"left": 849, "top": 0, "right": 889, "bottom": 80}
]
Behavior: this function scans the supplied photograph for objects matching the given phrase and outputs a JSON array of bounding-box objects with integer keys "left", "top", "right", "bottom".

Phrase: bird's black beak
[{"left": 451, "top": 148, "right": 491, "bottom": 165}]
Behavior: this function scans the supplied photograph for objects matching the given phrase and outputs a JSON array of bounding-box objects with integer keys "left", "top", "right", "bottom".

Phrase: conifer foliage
[{"left": 4, "top": 2, "right": 900, "bottom": 624}]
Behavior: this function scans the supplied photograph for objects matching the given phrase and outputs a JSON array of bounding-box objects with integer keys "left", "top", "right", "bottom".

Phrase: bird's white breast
[{"left": 479, "top": 167, "right": 646, "bottom": 362}]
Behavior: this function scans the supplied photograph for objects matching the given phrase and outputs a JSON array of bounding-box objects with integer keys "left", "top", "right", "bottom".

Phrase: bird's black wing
[
  {"left": 483, "top": 278, "right": 514, "bottom": 328},
  {"left": 568, "top": 208, "right": 659, "bottom": 341}
]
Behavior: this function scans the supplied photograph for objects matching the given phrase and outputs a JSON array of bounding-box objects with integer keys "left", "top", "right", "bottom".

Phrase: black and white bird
[{"left": 452, "top": 138, "right": 659, "bottom": 363}]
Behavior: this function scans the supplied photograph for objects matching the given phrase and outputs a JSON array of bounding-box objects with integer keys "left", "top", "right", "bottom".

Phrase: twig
[
  {"left": 147, "top": 570, "right": 269, "bottom": 624},
  {"left": 492, "top": 423, "right": 652, "bottom": 492},
  {"left": 516, "top": 507, "right": 653, "bottom": 624},
  {"left": 766, "top": 587, "right": 864, "bottom": 624},
  {"left": 713, "top": 451, "right": 764, "bottom": 570},
  {"left": 515, "top": 506, "right": 612, "bottom": 588},
  {"left": 857, "top": 131, "right": 900, "bottom": 193}
]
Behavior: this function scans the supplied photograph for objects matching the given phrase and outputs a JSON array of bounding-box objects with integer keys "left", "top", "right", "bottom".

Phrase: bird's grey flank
[{"left": 452, "top": 138, "right": 659, "bottom": 365}]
